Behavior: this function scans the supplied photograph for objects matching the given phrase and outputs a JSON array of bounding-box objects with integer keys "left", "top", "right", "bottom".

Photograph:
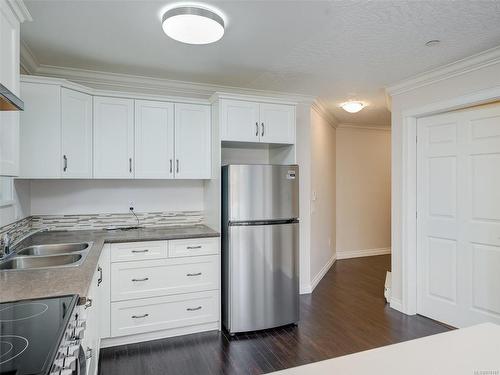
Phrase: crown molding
[
  {"left": 311, "top": 99, "right": 339, "bottom": 128},
  {"left": 6, "top": 0, "right": 32, "bottom": 23},
  {"left": 386, "top": 45, "right": 500, "bottom": 96},
  {"left": 337, "top": 122, "right": 391, "bottom": 132},
  {"left": 19, "top": 48, "right": 317, "bottom": 103},
  {"left": 20, "top": 40, "right": 39, "bottom": 75}
]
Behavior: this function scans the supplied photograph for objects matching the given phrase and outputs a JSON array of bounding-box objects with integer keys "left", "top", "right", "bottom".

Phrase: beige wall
[
  {"left": 336, "top": 126, "right": 391, "bottom": 257},
  {"left": 310, "top": 108, "right": 336, "bottom": 283}
]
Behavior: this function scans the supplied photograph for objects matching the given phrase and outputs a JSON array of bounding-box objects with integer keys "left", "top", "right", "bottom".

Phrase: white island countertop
[{"left": 268, "top": 323, "right": 500, "bottom": 375}]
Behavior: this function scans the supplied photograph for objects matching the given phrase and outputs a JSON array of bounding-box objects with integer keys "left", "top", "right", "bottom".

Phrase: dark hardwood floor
[{"left": 98, "top": 255, "right": 450, "bottom": 375}]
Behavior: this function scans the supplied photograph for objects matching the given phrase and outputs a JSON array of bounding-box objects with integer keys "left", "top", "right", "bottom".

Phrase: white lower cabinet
[
  {"left": 111, "top": 290, "right": 219, "bottom": 337},
  {"left": 93, "top": 237, "right": 219, "bottom": 347}
]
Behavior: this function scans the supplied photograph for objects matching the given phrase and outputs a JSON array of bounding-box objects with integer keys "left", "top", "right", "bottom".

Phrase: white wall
[
  {"left": 310, "top": 108, "right": 337, "bottom": 284},
  {"left": 389, "top": 55, "right": 500, "bottom": 309},
  {"left": 29, "top": 179, "right": 204, "bottom": 215},
  {"left": 336, "top": 126, "right": 391, "bottom": 258},
  {"left": 296, "top": 103, "right": 337, "bottom": 293},
  {"left": 296, "top": 103, "right": 312, "bottom": 292}
]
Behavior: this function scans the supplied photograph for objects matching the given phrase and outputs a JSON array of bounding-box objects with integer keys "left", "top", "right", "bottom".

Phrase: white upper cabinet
[
  {"left": 221, "top": 99, "right": 260, "bottom": 142},
  {"left": 61, "top": 88, "right": 92, "bottom": 178},
  {"left": 220, "top": 99, "right": 295, "bottom": 145},
  {"left": 174, "top": 104, "right": 211, "bottom": 179},
  {"left": 134, "top": 100, "right": 174, "bottom": 179},
  {"left": 259, "top": 103, "right": 295, "bottom": 144},
  {"left": 0, "top": 2, "right": 22, "bottom": 177},
  {"left": 93, "top": 96, "right": 134, "bottom": 179},
  {"left": 20, "top": 82, "right": 61, "bottom": 178}
]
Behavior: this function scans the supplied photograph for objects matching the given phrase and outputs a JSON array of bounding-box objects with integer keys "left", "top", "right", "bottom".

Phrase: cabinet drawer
[
  {"left": 110, "top": 241, "right": 168, "bottom": 262},
  {"left": 111, "top": 255, "right": 219, "bottom": 301},
  {"left": 169, "top": 237, "right": 219, "bottom": 258},
  {"left": 110, "top": 290, "right": 219, "bottom": 337}
]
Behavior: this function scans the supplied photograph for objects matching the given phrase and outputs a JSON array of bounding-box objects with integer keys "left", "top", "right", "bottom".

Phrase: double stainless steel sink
[{"left": 0, "top": 242, "right": 92, "bottom": 271}]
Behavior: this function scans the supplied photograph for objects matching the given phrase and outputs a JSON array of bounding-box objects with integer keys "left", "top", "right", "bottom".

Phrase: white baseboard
[
  {"left": 390, "top": 297, "right": 403, "bottom": 313},
  {"left": 336, "top": 247, "right": 391, "bottom": 260},
  {"left": 300, "top": 253, "right": 337, "bottom": 295}
]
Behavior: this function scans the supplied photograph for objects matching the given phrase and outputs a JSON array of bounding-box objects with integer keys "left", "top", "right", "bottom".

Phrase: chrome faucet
[
  {"left": 0, "top": 228, "right": 50, "bottom": 260},
  {"left": 0, "top": 233, "right": 12, "bottom": 259}
]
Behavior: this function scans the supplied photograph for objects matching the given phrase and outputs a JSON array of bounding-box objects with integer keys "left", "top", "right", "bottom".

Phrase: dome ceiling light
[
  {"left": 162, "top": 5, "right": 225, "bottom": 45},
  {"left": 340, "top": 101, "right": 366, "bottom": 113}
]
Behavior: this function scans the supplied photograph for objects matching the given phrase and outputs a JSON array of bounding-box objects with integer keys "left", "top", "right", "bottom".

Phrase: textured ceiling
[{"left": 21, "top": 0, "right": 500, "bottom": 125}]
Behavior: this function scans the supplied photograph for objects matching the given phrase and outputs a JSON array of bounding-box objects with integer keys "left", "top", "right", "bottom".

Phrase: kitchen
[{"left": 1, "top": 1, "right": 500, "bottom": 375}]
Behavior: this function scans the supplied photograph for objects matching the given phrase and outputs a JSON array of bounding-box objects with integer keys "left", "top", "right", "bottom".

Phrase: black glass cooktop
[{"left": 0, "top": 295, "right": 78, "bottom": 375}]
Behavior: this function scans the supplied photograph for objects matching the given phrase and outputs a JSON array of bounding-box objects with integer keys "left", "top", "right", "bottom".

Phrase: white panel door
[
  {"left": 93, "top": 96, "right": 134, "bottom": 178},
  {"left": 174, "top": 103, "right": 211, "bottom": 179},
  {"left": 417, "top": 105, "right": 500, "bottom": 327},
  {"left": 220, "top": 99, "right": 260, "bottom": 142},
  {"left": 134, "top": 100, "right": 174, "bottom": 179},
  {"left": 19, "top": 82, "right": 61, "bottom": 178},
  {"left": 61, "top": 88, "right": 93, "bottom": 178},
  {"left": 259, "top": 103, "right": 295, "bottom": 144}
]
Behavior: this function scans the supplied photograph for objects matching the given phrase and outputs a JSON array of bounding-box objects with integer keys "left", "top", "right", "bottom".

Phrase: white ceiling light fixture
[
  {"left": 340, "top": 101, "right": 366, "bottom": 113},
  {"left": 162, "top": 5, "right": 225, "bottom": 45}
]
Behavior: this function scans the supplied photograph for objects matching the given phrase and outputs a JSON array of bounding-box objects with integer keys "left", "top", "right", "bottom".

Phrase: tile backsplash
[{"left": 0, "top": 211, "right": 204, "bottom": 243}]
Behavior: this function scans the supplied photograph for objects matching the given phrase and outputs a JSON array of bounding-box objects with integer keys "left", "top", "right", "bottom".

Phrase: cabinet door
[
  {"left": 19, "top": 82, "right": 61, "bottom": 178},
  {"left": 220, "top": 99, "right": 260, "bottom": 142},
  {"left": 61, "top": 88, "right": 92, "bottom": 178},
  {"left": 259, "top": 103, "right": 295, "bottom": 144},
  {"left": 0, "top": 2, "right": 20, "bottom": 177},
  {"left": 134, "top": 100, "right": 174, "bottom": 179},
  {"left": 174, "top": 103, "right": 211, "bottom": 179},
  {"left": 93, "top": 97, "right": 134, "bottom": 178}
]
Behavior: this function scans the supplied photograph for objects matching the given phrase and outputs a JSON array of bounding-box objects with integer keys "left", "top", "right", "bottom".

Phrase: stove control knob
[
  {"left": 76, "top": 319, "right": 86, "bottom": 329},
  {"left": 54, "top": 355, "right": 77, "bottom": 370},
  {"left": 72, "top": 326, "right": 85, "bottom": 339},
  {"left": 59, "top": 344, "right": 80, "bottom": 356},
  {"left": 60, "top": 368, "right": 74, "bottom": 375}
]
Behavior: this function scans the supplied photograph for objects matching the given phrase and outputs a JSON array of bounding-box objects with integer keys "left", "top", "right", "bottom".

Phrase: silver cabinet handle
[
  {"left": 131, "top": 313, "right": 149, "bottom": 319},
  {"left": 97, "top": 266, "right": 103, "bottom": 286},
  {"left": 261, "top": 122, "right": 265, "bottom": 137},
  {"left": 131, "top": 277, "right": 149, "bottom": 282},
  {"left": 129, "top": 157, "right": 133, "bottom": 173},
  {"left": 131, "top": 249, "right": 149, "bottom": 253},
  {"left": 255, "top": 122, "right": 259, "bottom": 136},
  {"left": 176, "top": 159, "right": 179, "bottom": 173},
  {"left": 170, "top": 159, "right": 173, "bottom": 174},
  {"left": 187, "top": 272, "right": 202, "bottom": 277},
  {"left": 84, "top": 298, "right": 92, "bottom": 309},
  {"left": 187, "top": 245, "right": 202, "bottom": 250},
  {"left": 63, "top": 155, "right": 68, "bottom": 172},
  {"left": 186, "top": 306, "right": 202, "bottom": 311}
]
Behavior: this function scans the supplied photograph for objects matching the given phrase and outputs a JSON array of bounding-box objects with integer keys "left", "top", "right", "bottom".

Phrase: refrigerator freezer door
[
  {"left": 224, "top": 164, "right": 299, "bottom": 222},
  {"left": 226, "top": 222, "right": 299, "bottom": 333}
]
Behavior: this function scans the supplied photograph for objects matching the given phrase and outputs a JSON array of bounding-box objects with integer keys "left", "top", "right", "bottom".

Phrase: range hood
[{"left": 0, "top": 83, "right": 24, "bottom": 111}]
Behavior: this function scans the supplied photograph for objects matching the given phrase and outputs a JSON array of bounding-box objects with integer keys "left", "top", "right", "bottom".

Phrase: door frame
[{"left": 397, "top": 85, "right": 500, "bottom": 315}]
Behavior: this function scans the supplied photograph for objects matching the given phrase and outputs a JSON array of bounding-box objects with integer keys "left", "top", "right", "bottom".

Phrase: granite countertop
[{"left": 0, "top": 225, "right": 220, "bottom": 304}]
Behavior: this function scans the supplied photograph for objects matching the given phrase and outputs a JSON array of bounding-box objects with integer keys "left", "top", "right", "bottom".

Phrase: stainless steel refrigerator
[{"left": 222, "top": 164, "right": 299, "bottom": 334}]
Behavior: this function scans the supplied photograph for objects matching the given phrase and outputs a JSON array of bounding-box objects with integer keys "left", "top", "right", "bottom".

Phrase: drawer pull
[
  {"left": 131, "top": 277, "right": 149, "bottom": 282},
  {"left": 131, "top": 249, "right": 149, "bottom": 253},
  {"left": 131, "top": 313, "right": 149, "bottom": 319},
  {"left": 187, "top": 245, "right": 202, "bottom": 250},
  {"left": 187, "top": 272, "right": 202, "bottom": 277},
  {"left": 186, "top": 306, "right": 202, "bottom": 312}
]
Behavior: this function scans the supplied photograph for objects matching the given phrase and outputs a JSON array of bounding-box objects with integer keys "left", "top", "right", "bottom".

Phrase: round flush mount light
[
  {"left": 162, "top": 5, "right": 225, "bottom": 44},
  {"left": 340, "top": 101, "right": 366, "bottom": 113},
  {"left": 425, "top": 39, "right": 441, "bottom": 47}
]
